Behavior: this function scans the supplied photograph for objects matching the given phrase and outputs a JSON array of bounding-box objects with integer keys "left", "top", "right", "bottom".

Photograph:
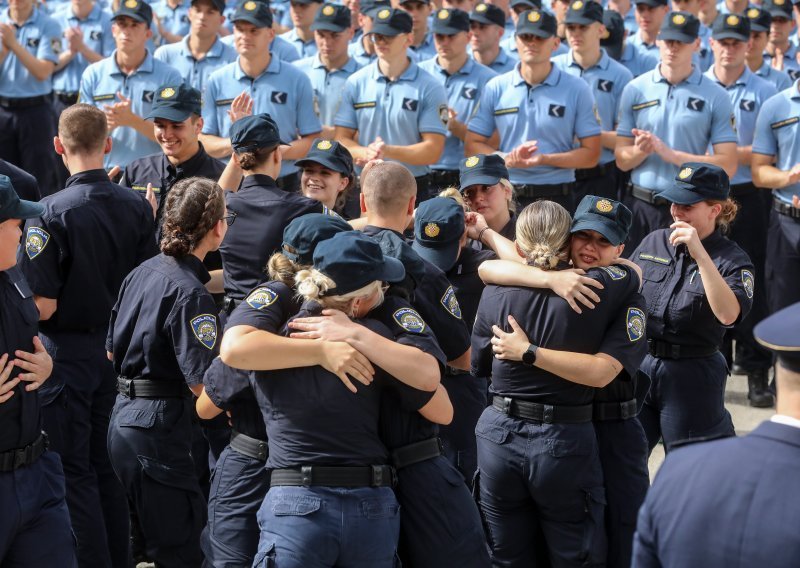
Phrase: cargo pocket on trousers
[
  {"left": 271, "top": 495, "right": 322, "bottom": 517},
  {"left": 579, "top": 486, "right": 608, "bottom": 566},
  {"left": 252, "top": 541, "right": 276, "bottom": 567}
]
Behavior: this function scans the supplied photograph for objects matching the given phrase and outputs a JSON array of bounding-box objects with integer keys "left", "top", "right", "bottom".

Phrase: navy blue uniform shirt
[
  {"left": 447, "top": 246, "right": 495, "bottom": 329},
  {"left": 0, "top": 159, "right": 40, "bottom": 202}
]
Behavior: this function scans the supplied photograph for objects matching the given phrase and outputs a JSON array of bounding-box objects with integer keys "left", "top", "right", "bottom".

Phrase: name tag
[
  {"left": 638, "top": 253, "right": 671, "bottom": 265},
  {"left": 771, "top": 116, "right": 799, "bottom": 130},
  {"left": 215, "top": 98, "right": 234, "bottom": 106},
  {"left": 494, "top": 107, "right": 519, "bottom": 116},
  {"left": 93, "top": 93, "right": 115, "bottom": 102},
  {"left": 353, "top": 101, "right": 376, "bottom": 109},
  {"left": 632, "top": 100, "right": 659, "bottom": 111}
]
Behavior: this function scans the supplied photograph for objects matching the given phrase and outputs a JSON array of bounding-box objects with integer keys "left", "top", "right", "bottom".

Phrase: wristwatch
[{"left": 522, "top": 343, "right": 538, "bottom": 367}]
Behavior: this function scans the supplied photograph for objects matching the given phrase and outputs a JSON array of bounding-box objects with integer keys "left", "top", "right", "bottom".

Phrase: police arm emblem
[
  {"left": 626, "top": 308, "right": 645, "bottom": 342},
  {"left": 190, "top": 314, "right": 218, "bottom": 350},
  {"left": 25, "top": 227, "right": 50, "bottom": 260},
  {"left": 440, "top": 285, "right": 462, "bottom": 319},
  {"left": 393, "top": 307, "right": 427, "bottom": 334},
  {"left": 245, "top": 286, "right": 279, "bottom": 310},
  {"left": 741, "top": 269, "right": 754, "bottom": 299}
]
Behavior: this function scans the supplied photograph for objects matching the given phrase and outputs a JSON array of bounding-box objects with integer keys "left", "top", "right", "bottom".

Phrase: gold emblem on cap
[
  {"left": 438, "top": 9, "right": 449, "bottom": 19},
  {"left": 596, "top": 199, "right": 613, "bottom": 213},
  {"left": 775, "top": 0, "right": 785, "bottom": 5},
  {"left": 160, "top": 87, "right": 176, "bottom": 99},
  {"left": 322, "top": 4, "right": 335, "bottom": 15},
  {"left": 124, "top": 0, "right": 137, "bottom": 7},
  {"left": 476, "top": 2, "right": 487, "bottom": 11},
  {"left": 726, "top": 14, "right": 739, "bottom": 26},
  {"left": 747, "top": 7, "right": 760, "bottom": 18},
  {"left": 528, "top": 10, "right": 541, "bottom": 22},
  {"left": 244, "top": 0, "right": 257, "bottom": 10},
  {"left": 672, "top": 13, "right": 686, "bottom": 25},
  {"left": 378, "top": 8, "right": 391, "bottom": 19},
  {"left": 465, "top": 156, "right": 479, "bottom": 168},
  {"left": 678, "top": 167, "right": 693, "bottom": 179},
  {"left": 424, "top": 223, "right": 440, "bottom": 238},
  {"left": 572, "top": 1, "right": 583, "bottom": 10},
  {"left": 317, "top": 140, "right": 332, "bottom": 150}
]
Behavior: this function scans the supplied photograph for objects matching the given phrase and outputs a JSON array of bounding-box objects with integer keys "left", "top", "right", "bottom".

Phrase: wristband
[{"left": 477, "top": 227, "right": 490, "bottom": 243}]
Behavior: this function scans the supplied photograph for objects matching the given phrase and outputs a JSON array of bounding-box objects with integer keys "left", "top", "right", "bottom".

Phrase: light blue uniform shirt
[
  {"left": 294, "top": 54, "right": 361, "bottom": 127},
  {"left": 280, "top": 28, "right": 317, "bottom": 58},
  {"left": 468, "top": 64, "right": 602, "bottom": 184},
  {"left": 348, "top": 36, "right": 375, "bottom": 67},
  {"left": 764, "top": 45, "right": 800, "bottom": 83},
  {"left": 471, "top": 46, "right": 517, "bottom": 74},
  {"left": 418, "top": 56, "right": 497, "bottom": 170},
  {"left": 696, "top": 24, "right": 713, "bottom": 72},
  {"left": 154, "top": 35, "right": 236, "bottom": 92},
  {"left": 705, "top": 65, "right": 777, "bottom": 185},
  {"left": 334, "top": 59, "right": 448, "bottom": 177},
  {"left": 202, "top": 55, "right": 321, "bottom": 177},
  {"left": 52, "top": 3, "right": 115, "bottom": 93},
  {"left": 152, "top": 0, "right": 191, "bottom": 39},
  {"left": 622, "top": 4, "right": 637, "bottom": 34},
  {"left": 553, "top": 49, "right": 633, "bottom": 165},
  {"left": 0, "top": 7, "right": 61, "bottom": 97},
  {"left": 220, "top": 34, "right": 301, "bottom": 62},
  {"left": 619, "top": 40, "right": 658, "bottom": 77},
  {"left": 752, "top": 80, "right": 800, "bottom": 203},
  {"left": 409, "top": 32, "right": 437, "bottom": 62},
  {"left": 754, "top": 61, "right": 792, "bottom": 92},
  {"left": 616, "top": 64, "right": 737, "bottom": 192}
]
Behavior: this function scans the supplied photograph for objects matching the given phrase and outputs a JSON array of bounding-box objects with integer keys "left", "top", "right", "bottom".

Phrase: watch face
[{"left": 522, "top": 346, "right": 536, "bottom": 366}]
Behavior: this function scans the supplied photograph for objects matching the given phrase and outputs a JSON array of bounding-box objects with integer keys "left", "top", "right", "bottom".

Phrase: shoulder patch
[
  {"left": 440, "top": 285, "right": 462, "bottom": 319},
  {"left": 638, "top": 252, "right": 671, "bottom": 265},
  {"left": 25, "top": 227, "right": 50, "bottom": 260},
  {"left": 393, "top": 307, "right": 426, "bottom": 334},
  {"left": 494, "top": 107, "right": 519, "bottom": 116},
  {"left": 741, "top": 269, "right": 754, "bottom": 299},
  {"left": 190, "top": 314, "right": 218, "bottom": 350},
  {"left": 632, "top": 99, "right": 659, "bottom": 111},
  {"left": 245, "top": 287, "right": 279, "bottom": 310},
  {"left": 600, "top": 266, "right": 627, "bottom": 281},
  {"left": 626, "top": 307, "right": 645, "bottom": 343}
]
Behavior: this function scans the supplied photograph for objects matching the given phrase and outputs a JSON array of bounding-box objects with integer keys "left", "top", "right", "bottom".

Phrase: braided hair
[{"left": 160, "top": 177, "right": 225, "bottom": 256}]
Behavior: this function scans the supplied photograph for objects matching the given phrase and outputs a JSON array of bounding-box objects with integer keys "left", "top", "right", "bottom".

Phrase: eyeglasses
[{"left": 222, "top": 212, "right": 237, "bottom": 226}]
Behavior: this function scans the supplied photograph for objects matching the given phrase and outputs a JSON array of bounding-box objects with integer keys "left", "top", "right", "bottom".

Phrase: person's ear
[{"left": 53, "top": 136, "right": 65, "bottom": 156}]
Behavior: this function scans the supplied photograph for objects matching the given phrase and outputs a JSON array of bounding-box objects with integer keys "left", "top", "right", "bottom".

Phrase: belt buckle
[
  {"left": 371, "top": 465, "right": 384, "bottom": 487},
  {"left": 13, "top": 447, "right": 27, "bottom": 469},
  {"left": 497, "top": 397, "right": 512, "bottom": 414},
  {"left": 118, "top": 377, "right": 133, "bottom": 397},
  {"left": 300, "top": 465, "right": 313, "bottom": 486},
  {"left": 542, "top": 404, "right": 555, "bottom": 424},
  {"left": 256, "top": 441, "right": 268, "bottom": 461}
]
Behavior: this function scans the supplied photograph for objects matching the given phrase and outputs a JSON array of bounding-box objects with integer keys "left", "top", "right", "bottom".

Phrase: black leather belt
[
  {"left": 444, "top": 365, "right": 466, "bottom": 376},
  {"left": 230, "top": 430, "right": 268, "bottom": 462},
  {"left": 492, "top": 396, "right": 593, "bottom": 423},
  {"left": 269, "top": 465, "right": 396, "bottom": 488},
  {"left": 53, "top": 91, "right": 79, "bottom": 106},
  {"left": 515, "top": 182, "right": 573, "bottom": 199},
  {"left": 628, "top": 183, "right": 669, "bottom": 205},
  {"left": 647, "top": 339, "right": 718, "bottom": 359},
  {"left": 0, "top": 433, "right": 48, "bottom": 472},
  {"left": 729, "top": 182, "right": 758, "bottom": 198},
  {"left": 774, "top": 197, "right": 800, "bottom": 219},
  {"left": 391, "top": 437, "right": 442, "bottom": 469},
  {"left": 116, "top": 377, "right": 190, "bottom": 399},
  {"left": 0, "top": 95, "right": 50, "bottom": 108},
  {"left": 593, "top": 399, "right": 637, "bottom": 421},
  {"left": 429, "top": 169, "right": 460, "bottom": 188},
  {"left": 575, "top": 162, "right": 613, "bottom": 181}
]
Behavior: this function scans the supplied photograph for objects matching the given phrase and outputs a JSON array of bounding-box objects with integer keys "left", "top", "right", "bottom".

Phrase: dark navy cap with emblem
[
  {"left": 113, "top": 0, "right": 153, "bottom": 23},
  {"left": 313, "top": 232, "right": 406, "bottom": 296},
  {"left": 459, "top": 154, "right": 509, "bottom": 191},
  {"left": 470, "top": 3, "right": 506, "bottom": 27},
  {"left": 412, "top": 197, "right": 466, "bottom": 272},
  {"left": 565, "top": 0, "right": 604, "bottom": 26},
  {"left": 754, "top": 302, "right": 800, "bottom": 373},
  {"left": 659, "top": 11, "right": 700, "bottom": 43},
  {"left": 516, "top": 9, "right": 557, "bottom": 37},
  {"left": 432, "top": 8, "right": 470, "bottom": 34},
  {"left": 634, "top": 0, "right": 667, "bottom": 7},
  {"left": 510, "top": 0, "right": 542, "bottom": 11},
  {"left": 291, "top": 0, "right": 323, "bottom": 4},
  {"left": 571, "top": 195, "right": 632, "bottom": 246},
  {"left": 282, "top": 213, "right": 352, "bottom": 265},
  {"left": 601, "top": 9, "right": 625, "bottom": 60},
  {"left": 745, "top": 6, "right": 772, "bottom": 32},
  {"left": 231, "top": 0, "right": 273, "bottom": 28},
  {"left": 659, "top": 162, "right": 730, "bottom": 204},
  {"left": 191, "top": 0, "right": 225, "bottom": 13},
  {"left": 311, "top": 3, "right": 351, "bottom": 32},
  {"left": 145, "top": 84, "right": 201, "bottom": 122},
  {"left": 230, "top": 113, "right": 291, "bottom": 152},
  {"left": 296, "top": 139, "right": 355, "bottom": 178},
  {"left": 370, "top": 8, "right": 413, "bottom": 35},
  {"left": 712, "top": 12, "right": 750, "bottom": 41},
  {"left": 360, "top": 0, "right": 391, "bottom": 18},
  {"left": 762, "top": 0, "right": 792, "bottom": 19},
  {"left": 0, "top": 175, "right": 44, "bottom": 222},
  {"left": 399, "top": 0, "right": 431, "bottom": 5}
]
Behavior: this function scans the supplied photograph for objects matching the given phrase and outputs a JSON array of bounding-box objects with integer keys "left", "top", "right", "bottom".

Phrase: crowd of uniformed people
[{"left": 1, "top": 0, "right": 800, "bottom": 564}]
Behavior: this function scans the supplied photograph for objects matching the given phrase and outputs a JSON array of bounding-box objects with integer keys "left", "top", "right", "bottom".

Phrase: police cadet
[
  {"left": 296, "top": 138, "right": 356, "bottom": 213},
  {"left": 153, "top": 0, "right": 191, "bottom": 44},
  {"left": 0, "top": 178, "right": 75, "bottom": 567},
  {"left": 706, "top": 13, "right": 777, "bottom": 408},
  {"left": 466, "top": 9, "right": 601, "bottom": 212},
  {"left": 219, "top": 0, "right": 303, "bottom": 64},
  {"left": 335, "top": 8, "right": 448, "bottom": 202},
  {"left": 615, "top": 11, "right": 738, "bottom": 251},
  {"left": 347, "top": 0, "right": 389, "bottom": 67},
  {"left": 627, "top": 0, "right": 667, "bottom": 70},
  {"left": 554, "top": 0, "right": 634, "bottom": 202},
  {"left": 281, "top": 0, "right": 322, "bottom": 58},
  {"left": 154, "top": 0, "right": 237, "bottom": 93},
  {"left": 398, "top": 0, "right": 437, "bottom": 60},
  {"left": 294, "top": 4, "right": 360, "bottom": 139},
  {"left": 752, "top": 66, "right": 800, "bottom": 315},
  {"left": 762, "top": 0, "right": 800, "bottom": 82},
  {"left": 420, "top": 8, "right": 497, "bottom": 191},
  {"left": 107, "top": 177, "right": 228, "bottom": 567},
  {"left": 201, "top": 0, "right": 321, "bottom": 191},
  {"left": 460, "top": 154, "right": 518, "bottom": 247},
  {"left": 671, "top": 0, "right": 715, "bottom": 72},
  {"left": 471, "top": 200, "right": 644, "bottom": 567},
  {"left": 633, "top": 163, "right": 754, "bottom": 452},
  {"left": 17, "top": 104, "right": 159, "bottom": 567},
  {"left": 220, "top": 114, "right": 328, "bottom": 307},
  {"left": 745, "top": 7, "right": 793, "bottom": 92},
  {"left": 79, "top": 0, "right": 183, "bottom": 172},
  {"left": 469, "top": 3, "right": 517, "bottom": 74},
  {"left": 0, "top": 0, "right": 61, "bottom": 196},
  {"left": 632, "top": 302, "right": 800, "bottom": 568}
]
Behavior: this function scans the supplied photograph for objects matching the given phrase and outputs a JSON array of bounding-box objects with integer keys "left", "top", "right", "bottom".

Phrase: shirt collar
[
  {"left": 65, "top": 169, "right": 111, "bottom": 188},
  {"left": 181, "top": 35, "right": 226, "bottom": 58},
  {"left": 653, "top": 64, "right": 702, "bottom": 85},
  {"left": 240, "top": 173, "right": 281, "bottom": 192},
  {"left": 566, "top": 49, "right": 610, "bottom": 71},
  {"left": 110, "top": 49, "right": 155, "bottom": 76},
  {"left": 411, "top": 32, "right": 433, "bottom": 51},
  {"left": 69, "top": 3, "right": 103, "bottom": 22},
  {"left": 706, "top": 65, "right": 752, "bottom": 88},
  {"left": 432, "top": 56, "right": 474, "bottom": 76},
  {"left": 370, "top": 58, "right": 420, "bottom": 82},
  {"left": 234, "top": 55, "right": 281, "bottom": 80},
  {"left": 512, "top": 63, "right": 560, "bottom": 87},
  {"left": 161, "top": 143, "right": 209, "bottom": 178},
  {"left": 771, "top": 414, "right": 800, "bottom": 429},
  {"left": 173, "top": 253, "right": 211, "bottom": 284},
  {"left": 5, "top": 6, "right": 38, "bottom": 26},
  {"left": 311, "top": 54, "right": 358, "bottom": 72}
]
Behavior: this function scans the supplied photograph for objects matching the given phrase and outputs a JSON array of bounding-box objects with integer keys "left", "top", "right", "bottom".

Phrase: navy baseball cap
[
  {"left": 570, "top": 195, "right": 632, "bottom": 246},
  {"left": 0, "top": 175, "right": 43, "bottom": 222},
  {"left": 230, "top": 114, "right": 291, "bottom": 152},
  {"left": 432, "top": 8, "right": 470, "bottom": 34},
  {"left": 634, "top": 0, "right": 667, "bottom": 6},
  {"left": 360, "top": 0, "right": 391, "bottom": 18},
  {"left": 292, "top": 0, "right": 323, "bottom": 4},
  {"left": 231, "top": 0, "right": 273, "bottom": 27},
  {"left": 412, "top": 197, "right": 466, "bottom": 272},
  {"left": 565, "top": 0, "right": 604, "bottom": 25},
  {"left": 191, "top": 0, "right": 225, "bottom": 14},
  {"left": 313, "top": 232, "right": 406, "bottom": 296},
  {"left": 145, "top": 84, "right": 201, "bottom": 121},
  {"left": 762, "top": 0, "right": 792, "bottom": 19},
  {"left": 113, "top": 0, "right": 153, "bottom": 23},
  {"left": 754, "top": 302, "right": 800, "bottom": 373},
  {"left": 511, "top": 0, "right": 541, "bottom": 11},
  {"left": 295, "top": 139, "right": 354, "bottom": 178},
  {"left": 370, "top": 8, "right": 413, "bottom": 35},
  {"left": 746, "top": 6, "right": 772, "bottom": 32},
  {"left": 459, "top": 154, "right": 508, "bottom": 191},
  {"left": 659, "top": 11, "right": 700, "bottom": 43},
  {"left": 601, "top": 9, "right": 626, "bottom": 60},
  {"left": 470, "top": 3, "right": 506, "bottom": 27},
  {"left": 712, "top": 12, "right": 750, "bottom": 41},
  {"left": 311, "top": 3, "right": 351, "bottom": 32},
  {"left": 659, "top": 163, "right": 730, "bottom": 204},
  {"left": 516, "top": 9, "right": 558, "bottom": 38},
  {"left": 282, "top": 213, "right": 352, "bottom": 265}
]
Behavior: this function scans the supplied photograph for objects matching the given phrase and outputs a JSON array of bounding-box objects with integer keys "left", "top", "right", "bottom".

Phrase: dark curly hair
[{"left": 160, "top": 177, "right": 225, "bottom": 256}]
